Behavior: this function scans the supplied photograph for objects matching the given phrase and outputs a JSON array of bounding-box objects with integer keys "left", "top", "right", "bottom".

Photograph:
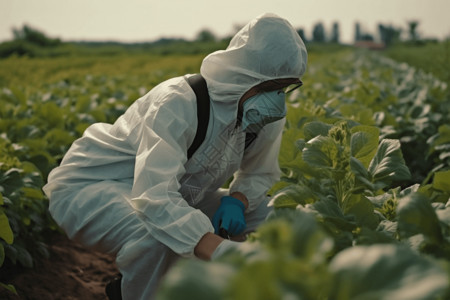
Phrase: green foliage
[
  {"left": 0, "top": 136, "right": 55, "bottom": 269},
  {"left": 0, "top": 42, "right": 449, "bottom": 297},
  {"left": 329, "top": 244, "right": 448, "bottom": 300},
  {"left": 298, "top": 50, "right": 449, "bottom": 185},
  {"left": 159, "top": 50, "right": 450, "bottom": 299},
  {"left": 13, "top": 25, "right": 61, "bottom": 48},
  {"left": 0, "top": 25, "right": 62, "bottom": 58},
  {"left": 159, "top": 206, "right": 449, "bottom": 300},
  {"left": 382, "top": 41, "right": 450, "bottom": 83}
]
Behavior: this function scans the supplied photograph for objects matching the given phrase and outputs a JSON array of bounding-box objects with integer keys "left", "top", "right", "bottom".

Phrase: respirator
[{"left": 241, "top": 90, "right": 286, "bottom": 133}]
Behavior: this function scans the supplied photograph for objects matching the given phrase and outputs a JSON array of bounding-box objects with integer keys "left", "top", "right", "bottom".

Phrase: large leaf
[
  {"left": 269, "top": 184, "right": 316, "bottom": 208},
  {"left": 435, "top": 207, "right": 450, "bottom": 227},
  {"left": 397, "top": 193, "right": 443, "bottom": 243},
  {"left": 303, "top": 121, "right": 332, "bottom": 141},
  {"left": 368, "top": 139, "right": 411, "bottom": 187},
  {"left": 329, "top": 244, "right": 449, "bottom": 300},
  {"left": 350, "top": 125, "right": 379, "bottom": 168},
  {"left": 303, "top": 136, "right": 338, "bottom": 169},
  {"left": 0, "top": 212, "right": 14, "bottom": 244},
  {"left": 342, "top": 194, "right": 379, "bottom": 229},
  {"left": 260, "top": 209, "right": 333, "bottom": 260},
  {"left": 307, "top": 198, "right": 357, "bottom": 232},
  {"left": 157, "top": 260, "right": 235, "bottom": 300},
  {"left": 433, "top": 170, "right": 450, "bottom": 194},
  {"left": 350, "top": 157, "right": 374, "bottom": 192},
  {"left": 279, "top": 126, "right": 303, "bottom": 166}
]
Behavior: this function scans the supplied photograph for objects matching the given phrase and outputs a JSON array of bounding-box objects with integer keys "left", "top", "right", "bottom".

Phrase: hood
[{"left": 200, "top": 13, "right": 308, "bottom": 104}]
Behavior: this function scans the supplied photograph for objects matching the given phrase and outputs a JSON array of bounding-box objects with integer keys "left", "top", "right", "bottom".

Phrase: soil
[{"left": 0, "top": 234, "right": 119, "bottom": 300}]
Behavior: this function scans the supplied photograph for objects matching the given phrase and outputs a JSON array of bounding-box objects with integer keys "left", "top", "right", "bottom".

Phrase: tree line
[
  {"left": 297, "top": 20, "right": 428, "bottom": 46},
  {"left": 0, "top": 20, "right": 439, "bottom": 58}
]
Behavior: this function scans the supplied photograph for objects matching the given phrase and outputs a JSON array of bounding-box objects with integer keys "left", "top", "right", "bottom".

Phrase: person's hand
[{"left": 212, "top": 196, "right": 246, "bottom": 236}]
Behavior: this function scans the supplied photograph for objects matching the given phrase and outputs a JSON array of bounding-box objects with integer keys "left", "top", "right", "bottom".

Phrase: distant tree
[
  {"left": 312, "top": 22, "right": 326, "bottom": 43},
  {"left": 297, "top": 28, "right": 307, "bottom": 43},
  {"left": 378, "top": 24, "right": 402, "bottom": 46},
  {"left": 354, "top": 22, "right": 362, "bottom": 42},
  {"left": 408, "top": 20, "right": 420, "bottom": 41},
  {"left": 13, "top": 25, "right": 61, "bottom": 47},
  {"left": 195, "top": 29, "right": 216, "bottom": 42},
  {"left": 330, "top": 22, "right": 340, "bottom": 43}
]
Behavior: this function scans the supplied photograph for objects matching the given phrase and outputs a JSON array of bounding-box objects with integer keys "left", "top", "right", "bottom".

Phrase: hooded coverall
[{"left": 43, "top": 13, "right": 307, "bottom": 299}]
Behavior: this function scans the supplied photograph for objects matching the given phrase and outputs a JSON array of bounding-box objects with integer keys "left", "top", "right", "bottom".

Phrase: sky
[{"left": 1, "top": 0, "right": 449, "bottom": 44}]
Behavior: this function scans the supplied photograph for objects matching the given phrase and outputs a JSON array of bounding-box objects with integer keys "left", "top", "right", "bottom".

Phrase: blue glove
[{"left": 212, "top": 196, "right": 246, "bottom": 236}]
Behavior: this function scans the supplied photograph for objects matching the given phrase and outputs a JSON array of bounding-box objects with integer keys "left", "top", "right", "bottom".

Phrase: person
[{"left": 43, "top": 12, "right": 307, "bottom": 300}]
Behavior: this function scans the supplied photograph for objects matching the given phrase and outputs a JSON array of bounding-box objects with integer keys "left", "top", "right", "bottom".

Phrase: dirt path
[{"left": 0, "top": 234, "right": 119, "bottom": 300}]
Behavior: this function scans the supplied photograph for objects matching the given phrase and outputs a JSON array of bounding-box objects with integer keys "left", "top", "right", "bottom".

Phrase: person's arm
[
  {"left": 194, "top": 232, "right": 224, "bottom": 260},
  {"left": 229, "top": 119, "right": 285, "bottom": 212},
  {"left": 230, "top": 191, "right": 249, "bottom": 209},
  {"left": 128, "top": 78, "right": 215, "bottom": 257}
]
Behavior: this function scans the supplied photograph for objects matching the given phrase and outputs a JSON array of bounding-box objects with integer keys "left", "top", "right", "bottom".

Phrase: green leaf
[
  {"left": 157, "top": 260, "right": 235, "bottom": 300},
  {"left": 342, "top": 194, "right": 379, "bottom": 229},
  {"left": 75, "top": 94, "right": 92, "bottom": 113},
  {"left": 269, "top": 184, "right": 316, "bottom": 208},
  {"left": 260, "top": 208, "right": 333, "bottom": 263},
  {"left": 0, "top": 212, "right": 13, "bottom": 244},
  {"left": 1, "top": 168, "right": 23, "bottom": 196},
  {"left": 36, "top": 102, "right": 65, "bottom": 128},
  {"left": 430, "top": 124, "right": 450, "bottom": 147},
  {"left": 269, "top": 193, "right": 299, "bottom": 209},
  {"left": 0, "top": 244, "right": 4, "bottom": 266},
  {"left": 0, "top": 282, "right": 17, "bottom": 295},
  {"left": 329, "top": 244, "right": 449, "bottom": 300},
  {"left": 15, "top": 245, "right": 33, "bottom": 268},
  {"left": 294, "top": 139, "right": 305, "bottom": 151},
  {"left": 435, "top": 207, "right": 450, "bottom": 227},
  {"left": 290, "top": 211, "right": 334, "bottom": 260},
  {"left": 279, "top": 127, "right": 303, "bottom": 166},
  {"left": 44, "top": 128, "right": 76, "bottom": 148},
  {"left": 303, "top": 121, "right": 332, "bottom": 140},
  {"left": 309, "top": 199, "right": 357, "bottom": 232},
  {"left": 432, "top": 170, "right": 450, "bottom": 194},
  {"left": 368, "top": 139, "right": 411, "bottom": 187},
  {"left": 303, "top": 136, "right": 338, "bottom": 169},
  {"left": 354, "top": 226, "right": 396, "bottom": 245},
  {"left": 397, "top": 193, "right": 443, "bottom": 243},
  {"left": 10, "top": 86, "right": 27, "bottom": 105},
  {"left": 350, "top": 125, "right": 379, "bottom": 168},
  {"left": 376, "top": 220, "right": 398, "bottom": 238},
  {"left": 22, "top": 187, "right": 44, "bottom": 200},
  {"left": 350, "top": 157, "right": 374, "bottom": 191}
]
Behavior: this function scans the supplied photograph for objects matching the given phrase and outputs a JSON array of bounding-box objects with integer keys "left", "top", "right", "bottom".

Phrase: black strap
[
  {"left": 186, "top": 74, "right": 257, "bottom": 160},
  {"left": 186, "top": 74, "right": 210, "bottom": 160},
  {"left": 245, "top": 132, "right": 258, "bottom": 149}
]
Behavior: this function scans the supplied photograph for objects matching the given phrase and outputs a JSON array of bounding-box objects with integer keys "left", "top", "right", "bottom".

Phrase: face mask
[{"left": 241, "top": 90, "right": 286, "bottom": 133}]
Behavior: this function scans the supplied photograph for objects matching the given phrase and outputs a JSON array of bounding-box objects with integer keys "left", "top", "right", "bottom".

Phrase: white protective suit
[{"left": 43, "top": 13, "right": 307, "bottom": 300}]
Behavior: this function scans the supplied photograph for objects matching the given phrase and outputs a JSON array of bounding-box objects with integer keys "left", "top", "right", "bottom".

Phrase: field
[{"left": 0, "top": 42, "right": 449, "bottom": 299}]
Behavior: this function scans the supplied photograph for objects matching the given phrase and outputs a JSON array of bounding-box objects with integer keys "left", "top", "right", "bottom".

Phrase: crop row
[
  {"left": 157, "top": 51, "right": 450, "bottom": 299},
  {"left": 0, "top": 50, "right": 449, "bottom": 298}
]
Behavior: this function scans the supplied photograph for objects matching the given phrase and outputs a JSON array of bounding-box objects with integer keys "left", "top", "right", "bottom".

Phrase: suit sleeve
[
  {"left": 129, "top": 81, "right": 214, "bottom": 256},
  {"left": 229, "top": 118, "right": 285, "bottom": 212}
]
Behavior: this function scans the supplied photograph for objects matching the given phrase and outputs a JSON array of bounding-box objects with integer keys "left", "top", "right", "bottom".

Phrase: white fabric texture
[
  {"left": 43, "top": 12, "right": 307, "bottom": 300},
  {"left": 211, "top": 239, "right": 239, "bottom": 260}
]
